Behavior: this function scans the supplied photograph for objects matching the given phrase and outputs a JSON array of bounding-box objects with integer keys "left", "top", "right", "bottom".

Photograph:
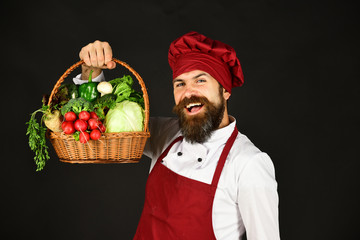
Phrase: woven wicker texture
[{"left": 47, "top": 59, "right": 150, "bottom": 164}]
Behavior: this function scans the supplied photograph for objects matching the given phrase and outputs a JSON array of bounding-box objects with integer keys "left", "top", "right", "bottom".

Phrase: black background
[{"left": 1, "top": 0, "right": 359, "bottom": 239}]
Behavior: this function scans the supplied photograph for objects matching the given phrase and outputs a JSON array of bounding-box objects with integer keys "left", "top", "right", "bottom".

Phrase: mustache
[
  {"left": 172, "top": 95, "right": 226, "bottom": 144},
  {"left": 174, "top": 95, "right": 210, "bottom": 110}
]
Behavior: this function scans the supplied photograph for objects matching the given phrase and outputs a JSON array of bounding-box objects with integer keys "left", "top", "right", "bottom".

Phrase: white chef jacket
[{"left": 74, "top": 73, "right": 280, "bottom": 240}]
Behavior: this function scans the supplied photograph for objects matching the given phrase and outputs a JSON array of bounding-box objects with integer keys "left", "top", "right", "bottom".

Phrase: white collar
[
  {"left": 181, "top": 116, "right": 237, "bottom": 156},
  {"left": 162, "top": 116, "right": 237, "bottom": 171}
]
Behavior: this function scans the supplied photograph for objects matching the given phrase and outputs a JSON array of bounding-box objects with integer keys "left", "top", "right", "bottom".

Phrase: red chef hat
[{"left": 168, "top": 31, "right": 244, "bottom": 93}]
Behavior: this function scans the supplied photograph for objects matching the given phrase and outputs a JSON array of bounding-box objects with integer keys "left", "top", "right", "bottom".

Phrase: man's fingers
[
  {"left": 93, "top": 41, "right": 106, "bottom": 67},
  {"left": 89, "top": 44, "right": 99, "bottom": 67},
  {"left": 80, "top": 47, "right": 91, "bottom": 66},
  {"left": 103, "top": 42, "right": 115, "bottom": 69},
  {"left": 79, "top": 40, "right": 114, "bottom": 69},
  {"left": 103, "top": 42, "right": 113, "bottom": 64},
  {"left": 106, "top": 61, "right": 116, "bottom": 69}
]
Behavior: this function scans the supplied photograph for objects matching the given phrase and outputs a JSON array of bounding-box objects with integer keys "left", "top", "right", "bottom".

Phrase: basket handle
[{"left": 47, "top": 58, "right": 150, "bottom": 132}]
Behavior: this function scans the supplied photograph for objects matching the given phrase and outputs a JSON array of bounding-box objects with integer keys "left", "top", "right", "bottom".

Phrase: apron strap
[
  {"left": 211, "top": 126, "right": 238, "bottom": 188},
  {"left": 156, "top": 125, "right": 238, "bottom": 191}
]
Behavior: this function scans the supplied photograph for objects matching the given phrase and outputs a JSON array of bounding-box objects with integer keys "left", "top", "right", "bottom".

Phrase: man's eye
[
  {"left": 175, "top": 82, "right": 185, "bottom": 87},
  {"left": 197, "top": 79, "right": 206, "bottom": 83}
]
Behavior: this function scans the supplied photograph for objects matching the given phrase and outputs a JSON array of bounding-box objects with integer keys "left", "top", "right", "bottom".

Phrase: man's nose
[{"left": 184, "top": 84, "right": 197, "bottom": 98}]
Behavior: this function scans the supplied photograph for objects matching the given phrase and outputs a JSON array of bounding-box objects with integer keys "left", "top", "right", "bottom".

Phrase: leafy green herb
[
  {"left": 50, "top": 85, "right": 72, "bottom": 109},
  {"left": 26, "top": 105, "right": 50, "bottom": 171},
  {"left": 73, "top": 131, "right": 80, "bottom": 141},
  {"left": 93, "top": 94, "right": 117, "bottom": 120},
  {"left": 128, "top": 91, "right": 144, "bottom": 109},
  {"left": 109, "top": 75, "right": 144, "bottom": 109},
  {"left": 59, "top": 83, "right": 79, "bottom": 99},
  {"left": 109, "top": 75, "right": 133, "bottom": 87}
]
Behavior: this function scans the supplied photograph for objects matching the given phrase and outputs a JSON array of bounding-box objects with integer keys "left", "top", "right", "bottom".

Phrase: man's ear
[{"left": 223, "top": 88, "right": 231, "bottom": 101}]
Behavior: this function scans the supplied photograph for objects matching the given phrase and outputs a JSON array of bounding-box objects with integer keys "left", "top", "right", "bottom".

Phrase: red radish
[
  {"left": 74, "top": 119, "right": 88, "bottom": 132},
  {"left": 90, "top": 129, "right": 101, "bottom": 140},
  {"left": 61, "top": 121, "right": 68, "bottom": 129},
  {"left": 79, "top": 132, "right": 90, "bottom": 143},
  {"left": 88, "top": 118, "right": 101, "bottom": 130},
  {"left": 64, "top": 111, "right": 77, "bottom": 122},
  {"left": 61, "top": 121, "right": 75, "bottom": 134},
  {"left": 90, "top": 111, "right": 99, "bottom": 119},
  {"left": 79, "top": 111, "right": 90, "bottom": 121},
  {"left": 98, "top": 124, "right": 106, "bottom": 133}
]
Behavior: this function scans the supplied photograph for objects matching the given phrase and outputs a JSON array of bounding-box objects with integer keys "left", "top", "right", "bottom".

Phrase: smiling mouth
[{"left": 185, "top": 102, "right": 204, "bottom": 114}]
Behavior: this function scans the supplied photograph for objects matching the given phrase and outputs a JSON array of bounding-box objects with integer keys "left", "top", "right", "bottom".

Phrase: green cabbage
[{"left": 104, "top": 100, "right": 144, "bottom": 132}]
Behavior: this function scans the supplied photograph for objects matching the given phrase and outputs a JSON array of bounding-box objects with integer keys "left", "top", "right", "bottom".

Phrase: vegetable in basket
[
  {"left": 78, "top": 70, "right": 100, "bottom": 102},
  {"left": 104, "top": 100, "right": 144, "bottom": 132},
  {"left": 60, "top": 97, "right": 94, "bottom": 116},
  {"left": 44, "top": 110, "right": 63, "bottom": 132},
  {"left": 97, "top": 81, "right": 113, "bottom": 96},
  {"left": 26, "top": 86, "right": 77, "bottom": 171},
  {"left": 26, "top": 104, "right": 62, "bottom": 171},
  {"left": 62, "top": 110, "right": 106, "bottom": 144},
  {"left": 60, "top": 83, "right": 79, "bottom": 99},
  {"left": 93, "top": 75, "right": 144, "bottom": 120},
  {"left": 93, "top": 94, "right": 117, "bottom": 120},
  {"left": 110, "top": 75, "right": 145, "bottom": 109},
  {"left": 45, "top": 83, "right": 78, "bottom": 110}
]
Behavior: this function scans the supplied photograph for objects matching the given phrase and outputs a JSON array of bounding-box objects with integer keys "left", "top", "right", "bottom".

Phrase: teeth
[{"left": 186, "top": 103, "right": 202, "bottom": 108}]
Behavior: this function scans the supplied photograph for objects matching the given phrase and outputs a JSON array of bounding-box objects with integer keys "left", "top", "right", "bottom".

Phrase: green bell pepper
[{"left": 78, "top": 70, "right": 100, "bottom": 102}]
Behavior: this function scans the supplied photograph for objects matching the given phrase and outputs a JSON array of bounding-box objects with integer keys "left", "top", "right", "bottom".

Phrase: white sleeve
[
  {"left": 72, "top": 71, "right": 105, "bottom": 85},
  {"left": 238, "top": 153, "right": 281, "bottom": 240}
]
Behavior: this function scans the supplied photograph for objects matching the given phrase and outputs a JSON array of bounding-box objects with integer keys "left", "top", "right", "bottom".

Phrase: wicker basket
[{"left": 47, "top": 58, "right": 150, "bottom": 164}]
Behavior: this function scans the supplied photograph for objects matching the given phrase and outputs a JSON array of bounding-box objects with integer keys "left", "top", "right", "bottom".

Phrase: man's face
[{"left": 172, "top": 70, "right": 231, "bottom": 143}]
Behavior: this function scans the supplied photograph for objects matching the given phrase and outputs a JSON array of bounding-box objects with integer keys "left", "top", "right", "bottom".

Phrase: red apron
[{"left": 134, "top": 126, "right": 238, "bottom": 240}]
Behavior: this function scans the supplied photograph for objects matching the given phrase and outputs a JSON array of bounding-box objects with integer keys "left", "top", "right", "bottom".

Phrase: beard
[{"left": 172, "top": 90, "right": 226, "bottom": 144}]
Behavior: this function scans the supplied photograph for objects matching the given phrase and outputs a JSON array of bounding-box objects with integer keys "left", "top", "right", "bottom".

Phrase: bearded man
[{"left": 76, "top": 32, "right": 280, "bottom": 240}]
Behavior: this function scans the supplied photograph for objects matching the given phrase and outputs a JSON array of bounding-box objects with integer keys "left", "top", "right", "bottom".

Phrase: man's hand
[{"left": 79, "top": 40, "right": 116, "bottom": 80}]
